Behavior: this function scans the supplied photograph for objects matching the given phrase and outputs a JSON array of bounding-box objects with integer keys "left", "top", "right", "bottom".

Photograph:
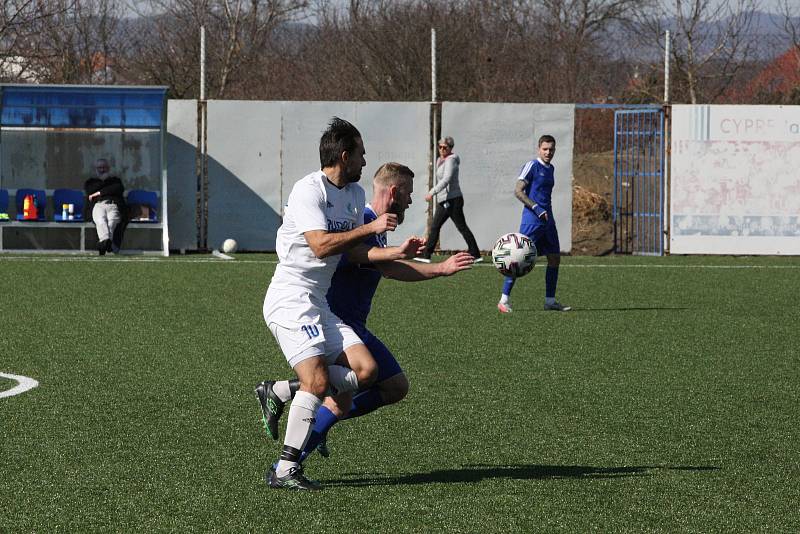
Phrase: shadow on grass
[
  {"left": 323, "top": 464, "right": 719, "bottom": 487},
  {"left": 508, "top": 307, "right": 689, "bottom": 313},
  {"left": 572, "top": 307, "right": 690, "bottom": 312}
]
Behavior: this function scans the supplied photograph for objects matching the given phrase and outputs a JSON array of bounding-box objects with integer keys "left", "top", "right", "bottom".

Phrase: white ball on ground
[{"left": 222, "top": 238, "right": 238, "bottom": 254}]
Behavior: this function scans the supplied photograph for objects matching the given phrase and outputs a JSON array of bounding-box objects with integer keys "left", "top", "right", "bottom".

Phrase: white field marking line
[
  {"left": 558, "top": 264, "right": 800, "bottom": 269},
  {"left": 475, "top": 262, "right": 800, "bottom": 269},
  {"left": 1, "top": 255, "right": 799, "bottom": 268},
  {"left": 0, "top": 372, "right": 39, "bottom": 399},
  {"left": 0, "top": 256, "right": 275, "bottom": 264}
]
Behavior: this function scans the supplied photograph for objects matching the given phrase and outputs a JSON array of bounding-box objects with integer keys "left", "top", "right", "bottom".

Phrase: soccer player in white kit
[{"left": 260, "top": 118, "right": 424, "bottom": 490}]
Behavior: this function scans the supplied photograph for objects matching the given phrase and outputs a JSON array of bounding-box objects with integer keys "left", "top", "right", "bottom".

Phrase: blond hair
[{"left": 373, "top": 162, "right": 414, "bottom": 189}]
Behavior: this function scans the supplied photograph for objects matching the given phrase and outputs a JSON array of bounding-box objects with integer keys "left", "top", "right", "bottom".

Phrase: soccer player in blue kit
[
  {"left": 257, "top": 162, "right": 474, "bottom": 464},
  {"left": 497, "top": 134, "right": 571, "bottom": 313}
]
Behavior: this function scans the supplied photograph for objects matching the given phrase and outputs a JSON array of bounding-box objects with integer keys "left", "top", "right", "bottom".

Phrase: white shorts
[{"left": 263, "top": 285, "right": 363, "bottom": 368}]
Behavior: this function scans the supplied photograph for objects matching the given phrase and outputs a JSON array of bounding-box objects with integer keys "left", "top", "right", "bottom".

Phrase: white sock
[
  {"left": 276, "top": 390, "right": 321, "bottom": 477},
  {"left": 500, "top": 294, "right": 510, "bottom": 304},
  {"left": 327, "top": 364, "right": 359, "bottom": 395},
  {"left": 545, "top": 297, "right": 556, "bottom": 305},
  {"left": 272, "top": 380, "right": 292, "bottom": 402}
]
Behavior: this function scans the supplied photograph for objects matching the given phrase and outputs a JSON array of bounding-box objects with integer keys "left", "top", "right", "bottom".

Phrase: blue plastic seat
[
  {"left": 53, "top": 189, "right": 85, "bottom": 222},
  {"left": 126, "top": 190, "right": 159, "bottom": 222},
  {"left": 15, "top": 188, "right": 46, "bottom": 221},
  {"left": 0, "top": 189, "right": 9, "bottom": 221}
]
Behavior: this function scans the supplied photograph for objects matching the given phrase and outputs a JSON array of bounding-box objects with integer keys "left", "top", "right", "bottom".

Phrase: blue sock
[
  {"left": 346, "top": 388, "right": 385, "bottom": 419},
  {"left": 299, "top": 405, "right": 339, "bottom": 462},
  {"left": 545, "top": 266, "right": 558, "bottom": 299},
  {"left": 502, "top": 276, "right": 515, "bottom": 297}
]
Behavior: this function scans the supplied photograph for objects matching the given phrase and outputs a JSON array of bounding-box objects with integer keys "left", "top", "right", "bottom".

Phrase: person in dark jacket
[{"left": 85, "top": 158, "right": 125, "bottom": 255}]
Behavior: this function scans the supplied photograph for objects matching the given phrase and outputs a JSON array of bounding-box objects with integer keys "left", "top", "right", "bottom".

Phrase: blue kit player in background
[
  {"left": 497, "top": 134, "right": 571, "bottom": 313},
  {"left": 258, "top": 162, "right": 474, "bottom": 462}
]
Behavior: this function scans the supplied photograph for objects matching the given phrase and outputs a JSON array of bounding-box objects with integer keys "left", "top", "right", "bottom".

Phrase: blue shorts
[
  {"left": 519, "top": 222, "right": 560, "bottom": 256},
  {"left": 350, "top": 323, "right": 403, "bottom": 382}
]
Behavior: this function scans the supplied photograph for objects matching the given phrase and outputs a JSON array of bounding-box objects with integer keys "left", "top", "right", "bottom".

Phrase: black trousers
[{"left": 424, "top": 195, "right": 480, "bottom": 258}]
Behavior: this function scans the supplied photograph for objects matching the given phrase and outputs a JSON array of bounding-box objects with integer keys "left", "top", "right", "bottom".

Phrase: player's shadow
[
  {"left": 510, "top": 306, "right": 689, "bottom": 313},
  {"left": 323, "top": 463, "right": 719, "bottom": 487},
  {"left": 572, "top": 306, "right": 690, "bottom": 312}
]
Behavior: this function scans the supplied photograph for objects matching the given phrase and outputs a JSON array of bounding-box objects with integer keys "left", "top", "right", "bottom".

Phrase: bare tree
[
  {"left": 289, "top": 0, "right": 643, "bottom": 103},
  {"left": 0, "top": 0, "right": 72, "bottom": 82},
  {"left": 534, "top": 0, "right": 648, "bottom": 101},
  {"left": 631, "top": 0, "right": 761, "bottom": 104},
  {"left": 124, "top": 0, "right": 308, "bottom": 98},
  {"left": 23, "top": 0, "right": 123, "bottom": 84}
]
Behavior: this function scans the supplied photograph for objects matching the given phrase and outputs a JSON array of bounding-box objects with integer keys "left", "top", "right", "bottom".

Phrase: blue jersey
[
  {"left": 326, "top": 205, "right": 386, "bottom": 329},
  {"left": 518, "top": 158, "right": 555, "bottom": 227}
]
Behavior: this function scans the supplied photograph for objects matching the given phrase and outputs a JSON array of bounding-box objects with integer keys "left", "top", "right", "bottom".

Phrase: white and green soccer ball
[{"left": 492, "top": 232, "right": 537, "bottom": 278}]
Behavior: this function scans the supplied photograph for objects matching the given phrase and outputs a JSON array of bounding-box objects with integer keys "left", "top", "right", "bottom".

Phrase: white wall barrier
[
  {"left": 671, "top": 105, "right": 800, "bottom": 255},
  {"left": 166, "top": 100, "right": 575, "bottom": 252}
]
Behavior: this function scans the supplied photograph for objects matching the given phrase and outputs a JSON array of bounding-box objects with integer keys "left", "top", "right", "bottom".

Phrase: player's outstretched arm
[
  {"left": 377, "top": 251, "right": 474, "bottom": 281},
  {"left": 304, "top": 213, "right": 398, "bottom": 259},
  {"left": 347, "top": 237, "right": 426, "bottom": 265}
]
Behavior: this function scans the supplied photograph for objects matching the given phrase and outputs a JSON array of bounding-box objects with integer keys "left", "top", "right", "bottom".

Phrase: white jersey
[{"left": 269, "top": 170, "right": 366, "bottom": 298}]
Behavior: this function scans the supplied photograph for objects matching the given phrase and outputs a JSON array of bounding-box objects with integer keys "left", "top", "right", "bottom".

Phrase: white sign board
[{"left": 671, "top": 105, "right": 800, "bottom": 254}]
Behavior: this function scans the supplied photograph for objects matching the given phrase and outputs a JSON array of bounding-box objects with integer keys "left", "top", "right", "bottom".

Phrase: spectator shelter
[{"left": 0, "top": 84, "right": 169, "bottom": 255}]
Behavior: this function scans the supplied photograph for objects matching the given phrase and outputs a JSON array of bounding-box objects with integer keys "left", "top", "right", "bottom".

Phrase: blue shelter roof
[{"left": 0, "top": 85, "right": 167, "bottom": 129}]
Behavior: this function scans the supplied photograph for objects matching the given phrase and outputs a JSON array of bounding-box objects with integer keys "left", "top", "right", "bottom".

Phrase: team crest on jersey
[
  {"left": 346, "top": 203, "right": 358, "bottom": 216},
  {"left": 328, "top": 219, "right": 356, "bottom": 232}
]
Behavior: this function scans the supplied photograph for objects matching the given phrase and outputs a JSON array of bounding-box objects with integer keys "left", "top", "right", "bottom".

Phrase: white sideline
[
  {"left": 0, "top": 255, "right": 799, "bottom": 268},
  {"left": 0, "top": 372, "right": 39, "bottom": 399}
]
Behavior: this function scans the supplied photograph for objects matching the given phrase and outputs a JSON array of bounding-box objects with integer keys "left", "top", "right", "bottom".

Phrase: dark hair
[
  {"left": 538, "top": 135, "right": 556, "bottom": 146},
  {"left": 319, "top": 117, "right": 362, "bottom": 169}
]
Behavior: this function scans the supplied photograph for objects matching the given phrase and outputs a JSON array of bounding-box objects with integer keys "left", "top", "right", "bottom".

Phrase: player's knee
[
  {"left": 295, "top": 357, "right": 330, "bottom": 398},
  {"left": 547, "top": 254, "right": 560, "bottom": 267},
  {"left": 301, "top": 371, "right": 329, "bottom": 398},
  {"left": 355, "top": 359, "right": 378, "bottom": 387},
  {"left": 380, "top": 374, "right": 409, "bottom": 405}
]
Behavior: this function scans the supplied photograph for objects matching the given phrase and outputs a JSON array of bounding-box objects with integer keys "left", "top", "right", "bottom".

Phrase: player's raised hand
[
  {"left": 369, "top": 213, "right": 398, "bottom": 234},
  {"left": 438, "top": 251, "right": 475, "bottom": 276},
  {"left": 397, "top": 236, "right": 426, "bottom": 259}
]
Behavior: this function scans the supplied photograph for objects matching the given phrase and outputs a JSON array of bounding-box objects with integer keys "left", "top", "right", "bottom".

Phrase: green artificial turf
[{"left": 1, "top": 254, "right": 798, "bottom": 532}]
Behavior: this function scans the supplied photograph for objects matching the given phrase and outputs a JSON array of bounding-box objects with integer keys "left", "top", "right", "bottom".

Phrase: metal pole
[
  {"left": 664, "top": 30, "right": 670, "bottom": 104},
  {"left": 431, "top": 27, "right": 437, "bottom": 103},
  {"left": 196, "top": 25, "right": 208, "bottom": 251},
  {"left": 431, "top": 27, "right": 437, "bottom": 171},
  {"left": 200, "top": 26, "right": 206, "bottom": 101},
  {"left": 428, "top": 27, "right": 438, "bottom": 240}
]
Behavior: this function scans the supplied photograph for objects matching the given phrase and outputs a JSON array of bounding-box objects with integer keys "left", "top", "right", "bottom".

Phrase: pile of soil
[{"left": 571, "top": 151, "right": 615, "bottom": 256}]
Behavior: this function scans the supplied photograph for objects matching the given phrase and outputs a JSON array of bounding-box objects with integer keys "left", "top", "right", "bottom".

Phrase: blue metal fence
[{"left": 613, "top": 109, "right": 666, "bottom": 255}]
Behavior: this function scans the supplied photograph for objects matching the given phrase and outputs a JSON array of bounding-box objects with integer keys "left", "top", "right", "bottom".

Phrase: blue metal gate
[{"left": 613, "top": 109, "right": 666, "bottom": 255}]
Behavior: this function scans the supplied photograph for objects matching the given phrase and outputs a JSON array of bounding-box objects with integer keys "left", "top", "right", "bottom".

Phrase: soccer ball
[
  {"left": 492, "top": 232, "right": 537, "bottom": 278},
  {"left": 222, "top": 238, "right": 238, "bottom": 253}
]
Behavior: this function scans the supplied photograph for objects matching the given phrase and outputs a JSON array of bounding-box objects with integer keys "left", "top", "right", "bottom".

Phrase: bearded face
[
  {"left": 344, "top": 138, "right": 366, "bottom": 183},
  {"left": 388, "top": 183, "right": 412, "bottom": 224}
]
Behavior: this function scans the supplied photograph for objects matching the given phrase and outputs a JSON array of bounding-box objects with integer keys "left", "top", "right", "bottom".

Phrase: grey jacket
[{"left": 429, "top": 154, "right": 462, "bottom": 204}]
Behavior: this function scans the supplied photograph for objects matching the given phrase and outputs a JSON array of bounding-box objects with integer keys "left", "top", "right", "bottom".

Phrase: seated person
[{"left": 84, "top": 158, "right": 125, "bottom": 255}]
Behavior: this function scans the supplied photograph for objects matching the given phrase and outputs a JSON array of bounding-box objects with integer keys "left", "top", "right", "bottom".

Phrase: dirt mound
[{"left": 571, "top": 151, "right": 615, "bottom": 256}]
